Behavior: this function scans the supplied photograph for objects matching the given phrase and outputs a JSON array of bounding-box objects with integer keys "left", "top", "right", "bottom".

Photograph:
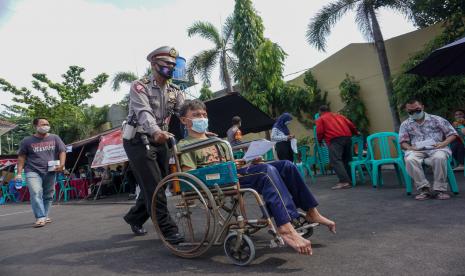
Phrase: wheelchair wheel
[
  {"left": 294, "top": 211, "right": 317, "bottom": 239},
  {"left": 223, "top": 232, "right": 255, "bottom": 266},
  {"left": 152, "top": 172, "right": 218, "bottom": 258}
]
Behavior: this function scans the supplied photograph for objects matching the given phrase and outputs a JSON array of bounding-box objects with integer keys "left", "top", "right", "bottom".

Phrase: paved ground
[{"left": 1, "top": 171, "right": 465, "bottom": 276}]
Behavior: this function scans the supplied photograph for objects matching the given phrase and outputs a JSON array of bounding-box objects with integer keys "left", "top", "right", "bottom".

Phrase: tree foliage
[
  {"left": 233, "top": 0, "right": 265, "bottom": 95},
  {"left": 187, "top": 16, "right": 237, "bottom": 92},
  {"left": 392, "top": 5, "right": 465, "bottom": 120},
  {"left": 0, "top": 66, "right": 109, "bottom": 143},
  {"left": 280, "top": 70, "right": 330, "bottom": 127},
  {"left": 253, "top": 39, "right": 287, "bottom": 117},
  {"left": 306, "top": 0, "right": 412, "bottom": 130},
  {"left": 406, "top": 0, "right": 465, "bottom": 28},
  {"left": 198, "top": 83, "right": 214, "bottom": 101},
  {"left": 339, "top": 75, "right": 369, "bottom": 135}
]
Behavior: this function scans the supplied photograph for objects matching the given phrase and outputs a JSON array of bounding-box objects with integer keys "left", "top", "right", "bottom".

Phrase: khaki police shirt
[{"left": 127, "top": 75, "right": 184, "bottom": 136}]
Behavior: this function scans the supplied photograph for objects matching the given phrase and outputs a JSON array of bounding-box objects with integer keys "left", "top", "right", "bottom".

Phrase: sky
[{"left": 0, "top": 0, "right": 417, "bottom": 111}]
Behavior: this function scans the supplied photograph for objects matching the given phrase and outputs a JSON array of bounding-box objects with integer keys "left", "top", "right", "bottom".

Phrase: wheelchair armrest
[{"left": 176, "top": 137, "right": 233, "bottom": 156}]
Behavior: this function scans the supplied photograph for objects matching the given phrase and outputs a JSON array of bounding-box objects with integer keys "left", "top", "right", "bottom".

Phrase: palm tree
[
  {"left": 187, "top": 16, "right": 237, "bottom": 93},
  {"left": 306, "top": 0, "right": 411, "bottom": 130},
  {"left": 111, "top": 68, "right": 151, "bottom": 91}
]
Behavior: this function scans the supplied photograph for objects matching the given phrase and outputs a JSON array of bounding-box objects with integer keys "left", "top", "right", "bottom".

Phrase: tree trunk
[
  {"left": 222, "top": 50, "right": 234, "bottom": 93},
  {"left": 369, "top": 7, "right": 401, "bottom": 131}
]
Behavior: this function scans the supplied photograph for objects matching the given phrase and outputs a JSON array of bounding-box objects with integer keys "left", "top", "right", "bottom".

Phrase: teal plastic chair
[
  {"left": 293, "top": 145, "right": 316, "bottom": 182},
  {"left": 57, "top": 176, "right": 79, "bottom": 202},
  {"left": 263, "top": 149, "right": 275, "bottom": 161},
  {"left": 350, "top": 135, "right": 371, "bottom": 186},
  {"left": 1, "top": 183, "right": 16, "bottom": 203},
  {"left": 366, "top": 132, "right": 413, "bottom": 194},
  {"left": 233, "top": 150, "right": 245, "bottom": 160},
  {"left": 313, "top": 121, "right": 333, "bottom": 175}
]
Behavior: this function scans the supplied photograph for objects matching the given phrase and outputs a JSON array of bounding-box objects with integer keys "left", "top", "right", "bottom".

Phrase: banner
[
  {"left": 91, "top": 129, "right": 128, "bottom": 168},
  {"left": 0, "top": 159, "right": 17, "bottom": 170}
]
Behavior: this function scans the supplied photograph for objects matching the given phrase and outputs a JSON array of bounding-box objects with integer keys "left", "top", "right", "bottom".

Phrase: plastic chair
[
  {"left": 1, "top": 183, "right": 16, "bottom": 203},
  {"left": 350, "top": 136, "right": 370, "bottom": 186},
  {"left": 58, "top": 177, "right": 79, "bottom": 202},
  {"left": 233, "top": 150, "right": 245, "bottom": 160},
  {"left": 366, "top": 132, "right": 413, "bottom": 194},
  {"left": 419, "top": 156, "right": 459, "bottom": 194},
  {"left": 119, "top": 178, "right": 128, "bottom": 193},
  {"left": 294, "top": 145, "right": 316, "bottom": 182},
  {"left": 313, "top": 122, "right": 334, "bottom": 175}
]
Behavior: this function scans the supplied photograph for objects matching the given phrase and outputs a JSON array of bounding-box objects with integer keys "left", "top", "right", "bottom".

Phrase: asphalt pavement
[{"left": 1, "top": 171, "right": 465, "bottom": 276}]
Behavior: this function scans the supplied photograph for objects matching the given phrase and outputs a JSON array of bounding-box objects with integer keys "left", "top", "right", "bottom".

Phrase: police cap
[{"left": 146, "top": 46, "right": 178, "bottom": 64}]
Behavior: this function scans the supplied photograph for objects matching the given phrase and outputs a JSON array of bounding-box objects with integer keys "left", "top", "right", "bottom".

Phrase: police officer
[{"left": 122, "top": 46, "right": 184, "bottom": 243}]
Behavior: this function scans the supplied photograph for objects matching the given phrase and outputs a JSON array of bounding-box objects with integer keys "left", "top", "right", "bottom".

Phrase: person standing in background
[
  {"left": 16, "top": 118, "right": 66, "bottom": 227},
  {"left": 227, "top": 116, "right": 243, "bottom": 146},
  {"left": 271, "top": 113, "right": 295, "bottom": 162},
  {"left": 315, "top": 105, "right": 359, "bottom": 190}
]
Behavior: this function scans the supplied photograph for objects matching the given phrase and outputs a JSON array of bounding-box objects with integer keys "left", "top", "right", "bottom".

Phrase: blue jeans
[{"left": 26, "top": 172, "right": 56, "bottom": 219}]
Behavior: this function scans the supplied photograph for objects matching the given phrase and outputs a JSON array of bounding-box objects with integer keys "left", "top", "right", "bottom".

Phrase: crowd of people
[{"left": 5, "top": 44, "right": 463, "bottom": 257}]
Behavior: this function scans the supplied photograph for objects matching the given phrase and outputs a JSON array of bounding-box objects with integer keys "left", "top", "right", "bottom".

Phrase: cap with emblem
[{"left": 147, "top": 46, "right": 178, "bottom": 64}]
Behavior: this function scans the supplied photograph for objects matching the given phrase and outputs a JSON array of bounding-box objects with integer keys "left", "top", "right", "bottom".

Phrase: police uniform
[{"left": 123, "top": 46, "right": 184, "bottom": 238}]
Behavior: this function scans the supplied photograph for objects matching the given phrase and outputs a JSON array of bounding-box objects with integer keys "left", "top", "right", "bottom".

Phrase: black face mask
[{"left": 156, "top": 63, "right": 174, "bottom": 79}]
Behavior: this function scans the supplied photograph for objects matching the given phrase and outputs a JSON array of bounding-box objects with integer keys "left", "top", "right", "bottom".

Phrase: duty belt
[{"left": 135, "top": 123, "right": 168, "bottom": 134}]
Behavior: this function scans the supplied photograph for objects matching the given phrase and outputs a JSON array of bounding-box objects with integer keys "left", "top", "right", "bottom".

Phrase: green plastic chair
[
  {"left": 233, "top": 150, "right": 245, "bottom": 160},
  {"left": 1, "top": 183, "right": 16, "bottom": 203},
  {"left": 294, "top": 145, "right": 316, "bottom": 182},
  {"left": 58, "top": 176, "right": 79, "bottom": 202},
  {"left": 263, "top": 149, "right": 275, "bottom": 161},
  {"left": 366, "top": 132, "right": 413, "bottom": 194},
  {"left": 418, "top": 156, "right": 459, "bottom": 194},
  {"left": 312, "top": 115, "right": 335, "bottom": 175},
  {"left": 349, "top": 135, "right": 371, "bottom": 186}
]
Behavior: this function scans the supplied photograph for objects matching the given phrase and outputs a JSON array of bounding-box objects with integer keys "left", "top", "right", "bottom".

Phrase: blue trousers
[{"left": 237, "top": 160, "right": 318, "bottom": 227}]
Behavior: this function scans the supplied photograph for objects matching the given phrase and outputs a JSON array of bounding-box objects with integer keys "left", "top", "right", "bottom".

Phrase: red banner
[
  {"left": 0, "top": 159, "right": 17, "bottom": 170},
  {"left": 91, "top": 129, "right": 128, "bottom": 168}
]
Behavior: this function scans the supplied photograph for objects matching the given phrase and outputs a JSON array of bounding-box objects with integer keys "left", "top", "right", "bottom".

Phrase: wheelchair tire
[
  {"left": 223, "top": 232, "right": 255, "bottom": 266},
  {"left": 152, "top": 172, "right": 218, "bottom": 258}
]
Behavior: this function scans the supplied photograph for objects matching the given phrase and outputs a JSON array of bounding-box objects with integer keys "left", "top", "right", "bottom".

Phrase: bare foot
[
  {"left": 278, "top": 223, "right": 312, "bottom": 255},
  {"left": 306, "top": 208, "right": 336, "bottom": 234}
]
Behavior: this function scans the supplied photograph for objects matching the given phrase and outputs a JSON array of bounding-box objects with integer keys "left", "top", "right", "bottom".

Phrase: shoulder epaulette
[{"left": 140, "top": 76, "right": 150, "bottom": 84}]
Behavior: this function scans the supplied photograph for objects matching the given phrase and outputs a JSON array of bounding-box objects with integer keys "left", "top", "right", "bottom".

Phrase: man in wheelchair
[{"left": 178, "top": 100, "right": 336, "bottom": 255}]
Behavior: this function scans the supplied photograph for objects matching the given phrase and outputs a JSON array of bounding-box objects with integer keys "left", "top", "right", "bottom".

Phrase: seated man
[
  {"left": 399, "top": 99, "right": 458, "bottom": 200},
  {"left": 177, "top": 100, "right": 336, "bottom": 256}
]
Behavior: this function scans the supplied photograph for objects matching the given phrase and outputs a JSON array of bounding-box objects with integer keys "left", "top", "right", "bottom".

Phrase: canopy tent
[
  {"left": 204, "top": 93, "right": 275, "bottom": 137},
  {"left": 408, "top": 36, "right": 465, "bottom": 77},
  {"left": 65, "top": 127, "right": 120, "bottom": 168}
]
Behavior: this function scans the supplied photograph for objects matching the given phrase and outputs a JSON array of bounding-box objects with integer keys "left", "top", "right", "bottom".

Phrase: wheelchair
[{"left": 151, "top": 137, "right": 317, "bottom": 266}]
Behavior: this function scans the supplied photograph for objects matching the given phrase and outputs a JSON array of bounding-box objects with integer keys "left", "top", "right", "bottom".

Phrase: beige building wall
[{"left": 288, "top": 24, "right": 443, "bottom": 137}]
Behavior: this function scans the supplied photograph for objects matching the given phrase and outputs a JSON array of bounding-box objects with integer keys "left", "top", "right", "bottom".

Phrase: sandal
[
  {"left": 45, "top": 217, "right": 52, "bottom": 224},
  {"left": 33, "top": 219, "right": 46, "bottom": 228},
  {"left": 435, "top": 192, "right": 450, "bottom": 200},
  {"left": 415, "top": 192, "right": 431, "bottom": 201},
  {"left": 331, "top": 183, "right": 351, "bottom": 190}
]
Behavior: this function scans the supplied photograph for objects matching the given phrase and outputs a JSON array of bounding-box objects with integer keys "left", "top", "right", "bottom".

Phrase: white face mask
[
  {"left": 190, "top": 118, "right": 209, "bottom": 133},
  {"left": 37, "top": 126, "right": 50, "bottom": 134},
  {"left": 409, "top": 110, "right": 424, "bottom": 120}
]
